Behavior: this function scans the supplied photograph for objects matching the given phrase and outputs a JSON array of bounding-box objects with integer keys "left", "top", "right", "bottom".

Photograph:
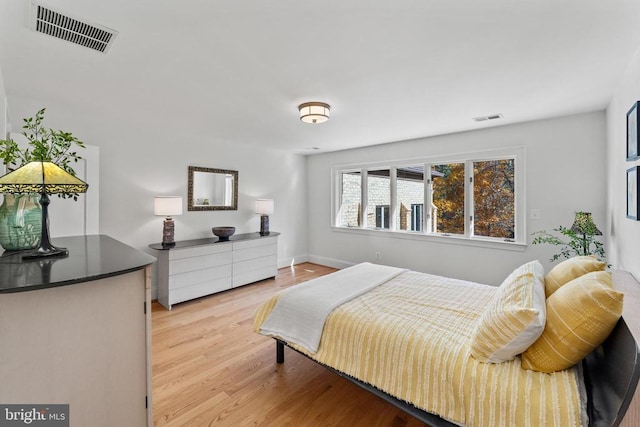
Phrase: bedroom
[{"left": 0, "top": 1, "right": 640, "bottom": 426}]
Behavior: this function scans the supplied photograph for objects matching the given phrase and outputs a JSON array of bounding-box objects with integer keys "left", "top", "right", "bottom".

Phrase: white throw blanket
[{"left": 259, "top": 262, "right": 407, "bottom": 353}]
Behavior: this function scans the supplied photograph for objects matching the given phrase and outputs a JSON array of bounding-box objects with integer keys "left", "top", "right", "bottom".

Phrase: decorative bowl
[{"left": 212, "top": 226, "right": 235, "bottom": 241}]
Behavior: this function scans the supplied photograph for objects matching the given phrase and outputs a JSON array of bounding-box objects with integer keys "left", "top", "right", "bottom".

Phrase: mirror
[{"left": 188, "top": 166, "right": 238, "bottom": 211}]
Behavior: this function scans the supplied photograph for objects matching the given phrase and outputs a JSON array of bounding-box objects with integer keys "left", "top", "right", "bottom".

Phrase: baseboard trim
[
  {"left": 306, "top": 254, "right": 354, "bottom": 270},
  {"left": 278, "top": 254, "right": 309, "bottom": 269}
]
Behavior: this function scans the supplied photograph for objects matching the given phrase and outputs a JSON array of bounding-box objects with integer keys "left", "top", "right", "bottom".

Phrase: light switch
[{"left": 530, "top": 209, "right": 541, "bottom": 220}]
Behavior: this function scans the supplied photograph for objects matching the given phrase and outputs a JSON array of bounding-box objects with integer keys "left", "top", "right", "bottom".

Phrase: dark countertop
[
  {"left": 0, "top": 235, "right": 156, "bottom": 294},
  {"left": 149, "top": 231, "right": 280, "bottom": 250}
]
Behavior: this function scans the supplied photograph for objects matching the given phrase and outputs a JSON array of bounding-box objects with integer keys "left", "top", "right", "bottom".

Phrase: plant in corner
[
  {"left": 531, "top": 211, "right": 606, "bottom": 263},
  {"left": 0, "top": 108, "right": 85, "bottom": 250}
]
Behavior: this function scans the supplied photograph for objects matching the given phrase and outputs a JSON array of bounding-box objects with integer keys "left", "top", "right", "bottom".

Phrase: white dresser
[{"left": 151, "top": 232, "right": 279, "bottom": 310}]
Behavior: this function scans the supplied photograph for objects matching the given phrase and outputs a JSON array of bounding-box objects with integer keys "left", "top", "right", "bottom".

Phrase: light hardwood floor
[{"left": 152, "top": 262, "right": 428, "bottom": 426}]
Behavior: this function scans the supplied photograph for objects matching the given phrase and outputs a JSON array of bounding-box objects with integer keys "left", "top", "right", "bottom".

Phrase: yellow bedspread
[{"left": 254, "top": 270, "right": 584, "bottom": 427}]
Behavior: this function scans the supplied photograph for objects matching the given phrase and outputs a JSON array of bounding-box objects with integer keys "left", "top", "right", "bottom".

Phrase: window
[
  {"left": 375, "top": 205, "right": 390, "bottom": 228},
  {"left": 367, "top": 169, "right": 390, "bottom": 229},
  {"left": 333, "top": 147, "right": 525, "bottom": 247},
  {"left": 410, "top": 204, "right": 423, "bottom": 231},
  {"left": 339, "top": 171, "right": 361, "bottom": 227},
  {"left": 431, "top": 163, "right": 465, "bottom": 235},
  {"left": 396, "top": 165, "right": 424, "bottom": 232},
  {"left": 473, "top": 159, "right": 515, "bottom": 239}
]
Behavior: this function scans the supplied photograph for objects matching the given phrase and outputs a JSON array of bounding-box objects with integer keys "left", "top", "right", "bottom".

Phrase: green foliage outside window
[
  {"left": 432, "top": 163, "right": 465, "bottom": 234},
  {"left": 432, "top": 160, "right": 515, "bottom": 238}
]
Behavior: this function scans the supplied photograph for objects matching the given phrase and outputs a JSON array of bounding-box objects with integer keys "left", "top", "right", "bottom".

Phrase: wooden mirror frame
[{"left": 187, "top": 166, "right": 238, "bottom": 211}]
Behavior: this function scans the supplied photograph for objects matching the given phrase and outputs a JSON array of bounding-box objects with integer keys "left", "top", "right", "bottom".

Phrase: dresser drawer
[
  {"left": 169, "top": 264, "right": 232, "bottom": 290},
  {"left": 169, "top": 251, "right": 232, "bottom": 275},
  {"left": 233, "top": 242, "right": 277, "bottom": 263},
  {"left": 169, "top": 243, "right": 231, "bottom": 261},
  {"left": 232, "top": 254, "right": 277, "bottom": 287},
  {"left": 232, "top": 236, "right": 277, "bottom": 251},
  {"left": 170, "top": 278, "right": 232, "bottom": 305}
]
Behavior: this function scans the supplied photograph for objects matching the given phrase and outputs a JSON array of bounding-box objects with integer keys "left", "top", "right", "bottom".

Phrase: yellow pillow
[
  {"left": 470, "top": 261, "right": 546, "bottom": 363},
  {"left": 544, "top": 255, "right": 605, "bottom": 297},
  {"left": 521, "top": 271, "right": 623, "bottom": 373}
]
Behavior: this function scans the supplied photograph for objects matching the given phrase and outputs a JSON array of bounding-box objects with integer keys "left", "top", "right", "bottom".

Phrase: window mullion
[
  {"left": 334, "top": 171, "right": 342, "bottom": 227},
  {"left": 465, "top": 161, "right": 474, "bottom": 238},
  {"left": 424, "top": 163, "right": 432, "bottom": 234},
  {"left": 361, "top": 169, "right": 368, "bottom": 229},
  {"left": 514, "top": 156, "right": 521, "bottom": 242},
  {"left": 390, "top": 167, "right": 397, "bottom": 231}
]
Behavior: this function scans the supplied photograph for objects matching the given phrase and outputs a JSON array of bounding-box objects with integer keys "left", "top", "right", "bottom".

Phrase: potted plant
[
  {"left": 0, "top": 108, "right": 85, "bottom": 250},
  {"left": 531, "top": 211, "right": 606, "bottom": 263}
]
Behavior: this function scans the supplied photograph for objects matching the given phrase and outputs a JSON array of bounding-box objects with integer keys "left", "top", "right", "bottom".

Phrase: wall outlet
[
  {"left": 375, "top": 251, "right": 381, "bottom": 260},
  {"left": 530, "top": 209, "right": 541, "bottom": 220}
]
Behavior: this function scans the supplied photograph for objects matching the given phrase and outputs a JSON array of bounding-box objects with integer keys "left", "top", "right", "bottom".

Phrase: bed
[{"left": 253, "top": 260, "right": 640, "bottom": 427}]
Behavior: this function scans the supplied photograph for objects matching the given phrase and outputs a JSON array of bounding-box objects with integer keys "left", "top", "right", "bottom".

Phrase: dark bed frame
[{"left": 274, "top": 317, "right": 640, "bottom": 427}]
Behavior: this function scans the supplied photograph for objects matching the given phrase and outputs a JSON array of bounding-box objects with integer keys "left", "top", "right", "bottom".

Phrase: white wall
[
  {"left": 0, "top": 65, "right": 7, "bottom": 145},
  {"left": 307, "top": 112, "right": 607, "bottom": 285},
  {"left": 606, "top": 46, "right": 640, "bottom": 279},
  {"left": 3, "top": 93, "right": 309, "bottom": 298}
]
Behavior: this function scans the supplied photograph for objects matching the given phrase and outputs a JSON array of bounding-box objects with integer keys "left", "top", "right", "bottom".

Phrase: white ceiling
[{"left": 1, "top": 0, "right": 640, "bottom": 153}]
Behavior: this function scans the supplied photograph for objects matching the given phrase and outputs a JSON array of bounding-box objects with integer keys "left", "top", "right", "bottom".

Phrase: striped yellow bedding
[{"left": 254, "top": 270, "right": 585, "bottom": 427}]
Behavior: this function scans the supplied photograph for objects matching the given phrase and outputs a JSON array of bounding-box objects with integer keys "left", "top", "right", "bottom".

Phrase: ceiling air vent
[
  {"left": 473, "top": 113, "right": 503, "bottom": 122},
  {"left": 29, "top": 1, "right": 118, "bottom": 53}
]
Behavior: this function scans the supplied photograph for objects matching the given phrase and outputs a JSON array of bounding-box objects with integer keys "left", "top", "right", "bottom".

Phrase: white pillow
[{"left": 470, "top": 260, "right": 546, "bottom": 363}]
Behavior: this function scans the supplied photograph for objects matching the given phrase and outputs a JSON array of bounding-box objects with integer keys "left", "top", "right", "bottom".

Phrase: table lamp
[
  {"left": 154, "top": 196, "right": 183, "bottom": 247},
  {"left": 570, "top": 211, "right": 602, "bottom": 256},
  {"left": 0, "top": 161, "right": 88, "bottom": 258},
  {"left": 255, "top": 199, "right": 274, "bottom": 236}
]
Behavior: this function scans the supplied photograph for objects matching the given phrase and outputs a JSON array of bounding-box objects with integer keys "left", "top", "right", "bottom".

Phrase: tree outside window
[
  {"left": 431, "top": 163, "right": 465, "bottom": 235},
  {"left": 473, "top": 159, "right": 515, "bottom": 239},
  {"left": 334, "top": 149, "right": 521, "bottom": 245}
]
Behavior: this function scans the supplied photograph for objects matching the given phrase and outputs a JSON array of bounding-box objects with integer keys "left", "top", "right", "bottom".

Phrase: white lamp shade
[
  {"left": 154, "top": 196, "right": 183, "bottom": 216},
  {"left": 298, "top": 102, "right": 330, "bottom": 124},
  {"left": 255, "top": 199, "right": 274, "bottom": 215}
]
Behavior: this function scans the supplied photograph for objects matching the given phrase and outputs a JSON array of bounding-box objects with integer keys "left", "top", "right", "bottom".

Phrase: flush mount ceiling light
[{"left": 298, "top": 102, "right": 330, "bottom": 124}]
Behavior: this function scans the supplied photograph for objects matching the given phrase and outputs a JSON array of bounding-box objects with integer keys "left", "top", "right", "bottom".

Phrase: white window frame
[{"left": 331, "top": 147, "right": 526, "bottom": 251}]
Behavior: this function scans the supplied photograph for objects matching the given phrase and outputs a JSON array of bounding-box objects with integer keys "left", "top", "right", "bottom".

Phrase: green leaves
[
  {"left": 0, "top": 138, "right": 22, "bottom": 168},
  {"left": 531, "top": 225, "right": 607, "bottom": 264},
  {"left": 0, "top": 108, "right": 86, "bottom": 199}
]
